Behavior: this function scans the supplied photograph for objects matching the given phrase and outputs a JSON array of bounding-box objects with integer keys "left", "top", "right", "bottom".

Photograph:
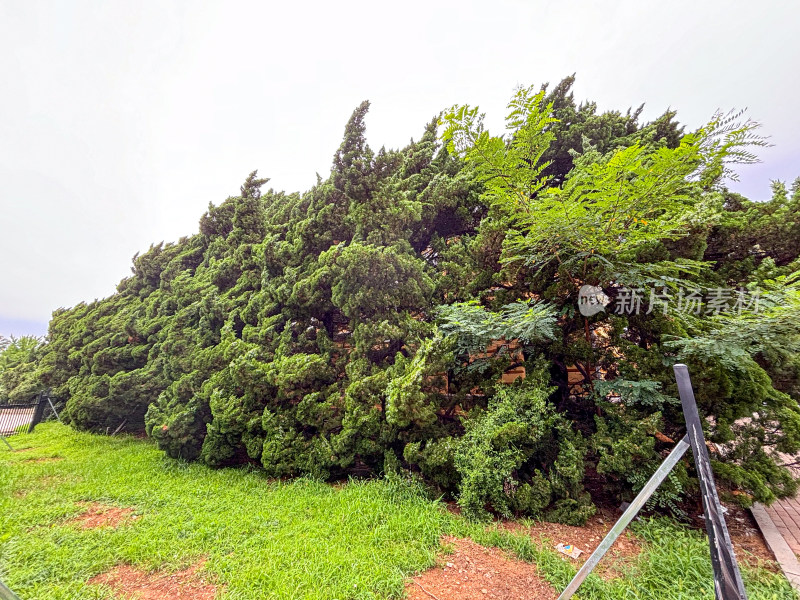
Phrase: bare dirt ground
[
  {"left": 506, "top": 505, "right": 778, "bottom": 573},
  {"left": 406, "top": 536, "right": 558, "bottom": 600},
  {"left": 501, "top": 511, "right": 643, "bottom": 581},
  {"left": 68, "top": 502, "right": 139, "bottom": 530},
  {"left": 406, "top": 505, "right": 781, "bottom": 599},
  {"left": 89, "top": 559, "right": 218, "bottom": 600}
]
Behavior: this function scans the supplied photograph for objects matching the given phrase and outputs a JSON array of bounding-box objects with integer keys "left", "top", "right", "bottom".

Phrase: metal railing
[
  {"left": 0, "top": 395, "right": 46, "bottom": 437},
  {"left": 0, "top": 391, "right": 55, "bottom": 597}
]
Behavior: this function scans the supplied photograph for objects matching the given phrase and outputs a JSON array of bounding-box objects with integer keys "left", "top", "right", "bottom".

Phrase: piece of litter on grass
[{"left": 555, "top": 543, "right": 583, "bottom": 559}]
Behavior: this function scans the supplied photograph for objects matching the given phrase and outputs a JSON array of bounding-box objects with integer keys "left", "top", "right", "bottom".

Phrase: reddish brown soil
[
  {"left": 20, "top": 456, "right": 62, "bottom": 464},
  {"left": 89, "top": 560, "right": 218, "bottom": 600},
  {"left": 508, "top": 507, "right": 778, "bottom": 575},
  {"left": 501, "top": 511, "right": 642, "bottom": 580},
  {"left": 447, "top": 503, "right": 779, "bottom": 577},
  {"left": 69, "top": 502, "right": 138, "bottom": 529},
  {"left": 406, "top": 536, "right": 557, "bottom": 600}
]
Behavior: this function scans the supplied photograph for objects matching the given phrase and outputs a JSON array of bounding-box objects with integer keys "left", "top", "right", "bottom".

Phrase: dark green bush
[{"left": 454, "top": 377, "right": 594, "bottom": 523}]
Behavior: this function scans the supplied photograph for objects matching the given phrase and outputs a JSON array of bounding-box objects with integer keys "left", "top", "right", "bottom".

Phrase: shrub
[{"left": 454, "top": 378, "right": 594, "bottom": 523}]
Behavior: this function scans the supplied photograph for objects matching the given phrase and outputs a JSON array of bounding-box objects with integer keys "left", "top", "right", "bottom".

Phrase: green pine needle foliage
[{"left": 4, "top": 78, "right": 799, "bottom": 523}]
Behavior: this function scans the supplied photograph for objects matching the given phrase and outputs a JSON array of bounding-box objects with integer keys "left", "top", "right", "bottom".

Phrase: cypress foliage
[{"left": 5, "top": 78, "right": 799, "bottom": 522}]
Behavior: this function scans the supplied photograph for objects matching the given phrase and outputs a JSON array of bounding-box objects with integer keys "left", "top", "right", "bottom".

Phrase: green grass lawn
[{"left": 1, "top": 423, "right": 795, "bottom": 599}]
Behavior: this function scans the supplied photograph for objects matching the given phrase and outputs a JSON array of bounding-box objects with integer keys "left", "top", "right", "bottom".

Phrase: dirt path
[{"left": 406, "top": 537, "right": 558, "bottom": 600}]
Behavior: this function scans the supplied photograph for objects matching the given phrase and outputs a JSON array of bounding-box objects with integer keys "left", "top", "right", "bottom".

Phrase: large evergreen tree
[{"left": 6, "top": 79, "right": 799, "bottom": 523}]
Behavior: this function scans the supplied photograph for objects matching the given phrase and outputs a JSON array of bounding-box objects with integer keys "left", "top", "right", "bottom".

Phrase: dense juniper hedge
[{"left": 4, "top": 77, "right": 800, "bottom": 523}]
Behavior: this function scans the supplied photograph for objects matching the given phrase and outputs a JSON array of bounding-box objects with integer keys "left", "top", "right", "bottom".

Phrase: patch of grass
[
  {"left": 1, "top": 424, "right": 447, "bottom": 599},
  {"left": 1, "top": 423, "right": 795, "bottom": 599}
]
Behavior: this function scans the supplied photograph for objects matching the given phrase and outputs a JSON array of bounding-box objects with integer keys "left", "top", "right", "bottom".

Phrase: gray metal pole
[
  {"left": 0, "top": 579, "right": 21, "bottom": 600},
  {"left": 674, "top": 364, "right": 748, "bottom": 600},
  {"left": 557, "top": 434, "right": 691, "bottom": 600},
  {"left": 1, "top": 434, "right": 12, "bottom": 451},
  {"left": 46, "top": 395, "right": 62, "bottom": 424}
]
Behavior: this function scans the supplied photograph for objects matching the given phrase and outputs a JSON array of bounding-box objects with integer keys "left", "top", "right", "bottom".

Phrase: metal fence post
[
  {"left": 558, "top": 365, "right": 750, "bottom": 600},
  {"left": 44, "top": 389, "right": 62, "bottom": 424},
  {"left": 557, "top": 434, "right": 691, "bottom": 600},
  {"left": 28, "top": 391, "right": 47, "bottom": 434},
  {"left": 674, "top": 363, "right": 747, "bottom": 600}
]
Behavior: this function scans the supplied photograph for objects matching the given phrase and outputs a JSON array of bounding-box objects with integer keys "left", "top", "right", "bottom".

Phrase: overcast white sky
[{"left": 1, "top": 1, "right": 798, "bottom": 338}]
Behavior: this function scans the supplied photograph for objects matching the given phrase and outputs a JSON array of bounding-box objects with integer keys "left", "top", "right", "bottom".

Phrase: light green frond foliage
[
  {"left": 441, "top": 86, "right": 557, "bottom": 208},
  {"left": 697, "top": 109, "right": 771, "bottom": 184},
  {"left": 443, "top": 88, "right": 769, "bottom": 287},
  {"left": 593, "top": 378, "right": 678, "bottom": 410},
  {"left": 437, "top": 299, "right": 558, "bottom": 355},
  {"left": 668, "top": 272, "right": 800, "bottom": 366}
]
